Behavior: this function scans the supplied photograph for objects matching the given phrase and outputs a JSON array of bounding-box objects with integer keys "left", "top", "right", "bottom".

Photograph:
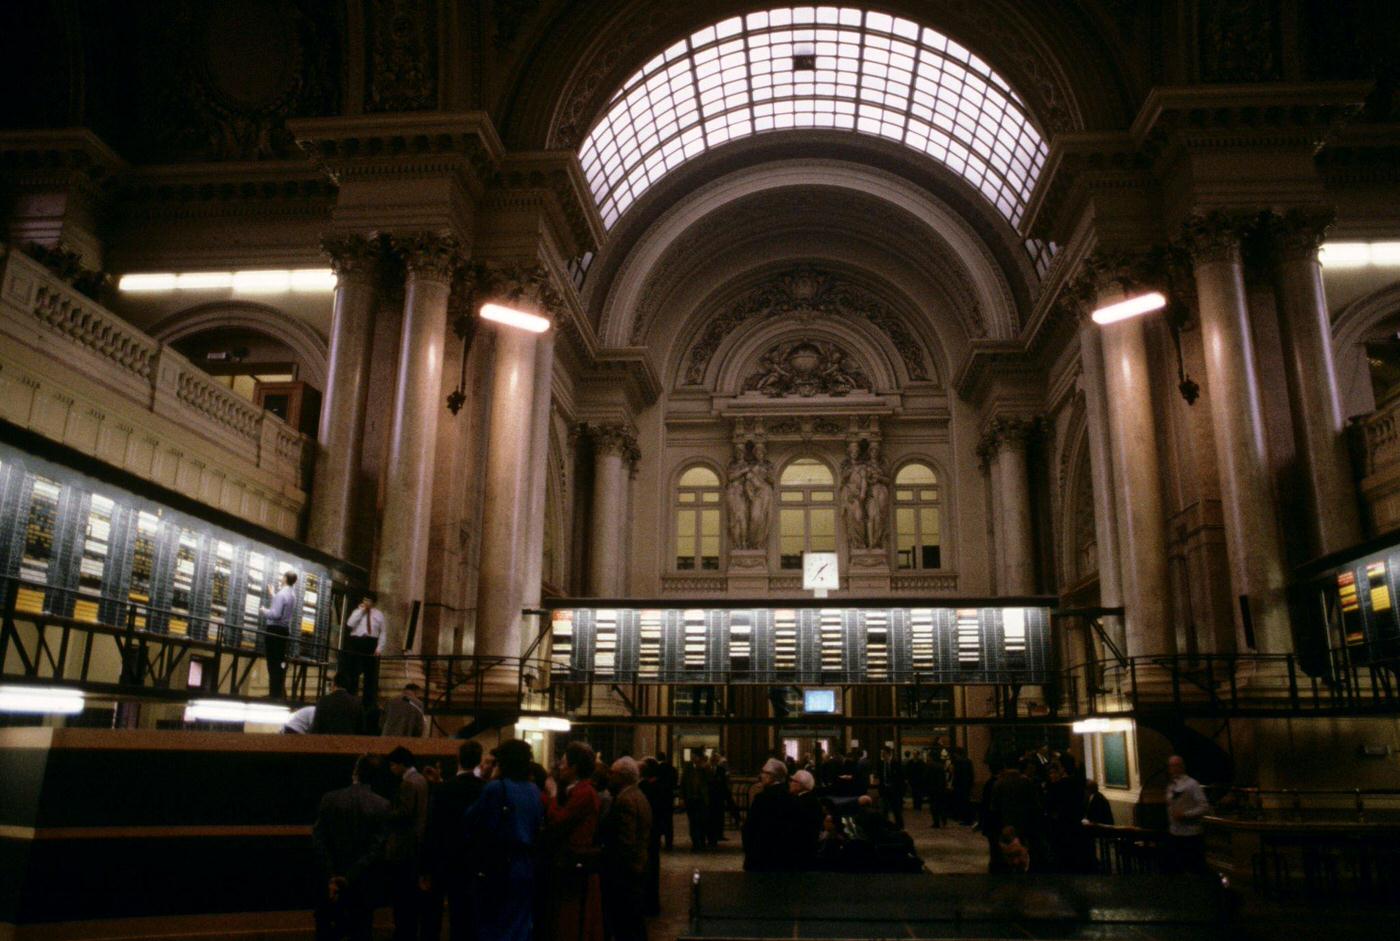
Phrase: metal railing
[
  {"left": 1060, "top": 651, "right": 1400, "bottom": 718},
  {"left": 1, "top": 575, "right": 551, "bottom": 718}
]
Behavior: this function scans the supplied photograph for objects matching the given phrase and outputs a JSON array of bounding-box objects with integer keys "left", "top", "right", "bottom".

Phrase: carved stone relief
[
  {"left": 683, "top": 267, "right": 930, "bottom": 386},
  {"left": 365, "top": 0, "right": 439, "bottom": 113},
  {"left": 743, "top": 340, "right": 872, "bottom": 398}
]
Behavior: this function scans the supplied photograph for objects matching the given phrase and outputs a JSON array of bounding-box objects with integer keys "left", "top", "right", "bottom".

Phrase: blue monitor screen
[{"left": 803, "top": 689, "right": 837, "bottom": 713}]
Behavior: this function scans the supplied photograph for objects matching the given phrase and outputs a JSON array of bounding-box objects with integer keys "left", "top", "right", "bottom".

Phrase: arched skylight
[{"left": 579, "top": 7, "right": 1050, "bottom": 231}]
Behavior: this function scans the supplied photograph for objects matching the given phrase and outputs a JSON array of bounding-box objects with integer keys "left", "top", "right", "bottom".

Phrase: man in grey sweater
[{"left": 1165, "top": 755, "right": 1211, "bottom": 874}]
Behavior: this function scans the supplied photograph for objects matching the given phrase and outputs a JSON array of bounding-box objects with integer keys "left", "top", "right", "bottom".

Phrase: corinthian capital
[
  {"left": 320, "top": 233, "right": 381, "bottom": 283},
  {"left": 584, "top": 422, "right": 638, "bottom": 458},
  {"left": 1180, "top": 211, "right": 1259, "bottom": 264},
  {"left": 394, "top": 233, "right": 464, "bottom": 284},
  {"left": 976, "top": 415, "right": 1040, "bottom": 465},
  {"left": 1261, "top": 207, "right": 1336, "bottom": 261},
  {"left": 466, "top": 260, "right": 563, "bottom": 326}
]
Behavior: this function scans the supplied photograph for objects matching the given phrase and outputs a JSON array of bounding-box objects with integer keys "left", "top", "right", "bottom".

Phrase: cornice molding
[
  {"left": 0, "top": 129, "right": 127, "bottom": 186},
  {"left": 288, "top": 111, "right": 505, "bottom": 194},
  {"left": 952, "top": 340, "right": 1038, "bottom": 404},
  {"left": 487, "top": 151, "right": 605, "bottom": 257}
]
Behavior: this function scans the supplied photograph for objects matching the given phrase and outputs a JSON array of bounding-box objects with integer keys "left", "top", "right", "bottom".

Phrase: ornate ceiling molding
[
  {"left": 288, "top": 111, "right": 504, "bottom": 193},
  {"left": 680, "top": 267, "right": 932, "bottom": 388}
]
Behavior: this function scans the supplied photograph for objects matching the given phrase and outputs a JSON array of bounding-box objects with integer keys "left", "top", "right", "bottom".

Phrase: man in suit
[
  {"left": 420, "top": 741, "right": 486, "bottom": 941},
  {"left": 601, "top": 757, "right": 653, "bottom": 941},
  {"left": 381, "top": 684, "right": 426, "bottom": 738},
  {"left": 386, "top": 747, "right": 430, "bottom": 940},
  {"left": 313, "top": 754, "right": 392, "bottom": 941},
  {"left": 313, "top": 673, "right": 365, "bottom": 735},
  {"left": 680, "top": 748, "right": 713, "bottom": 851},
  {"left": 654, "top": 752, "right": 677, "bottom": 850},
  {"left": 876, "top": 746, "right": 905, "bottom": 829}
]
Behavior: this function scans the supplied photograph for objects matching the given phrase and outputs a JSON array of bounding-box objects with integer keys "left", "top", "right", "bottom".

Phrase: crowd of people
[{"left": 312, "top": 739, "right": 673, "bottom": 941}]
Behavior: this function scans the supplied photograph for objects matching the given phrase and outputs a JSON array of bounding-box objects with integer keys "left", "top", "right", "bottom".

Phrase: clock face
[{"left": 802, "top": 551, "right": 840, "bottom": 589}]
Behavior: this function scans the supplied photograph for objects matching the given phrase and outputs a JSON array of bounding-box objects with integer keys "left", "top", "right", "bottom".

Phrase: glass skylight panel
[{"left": 579, "top": 6, "right": 1048, "bottom": 230}]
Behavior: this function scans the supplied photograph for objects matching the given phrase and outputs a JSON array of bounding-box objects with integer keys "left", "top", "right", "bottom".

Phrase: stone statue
[
  {"left": 746, "top": 441, "right": 774, "bottom": 548},
  {"left": 864, "top": 441, "right": 890, "bottom": 550},
  {"left": 840, "top": 439, "right": 869, "bottom": 550},
  {"left": 726, "top": 441, "right": 750, "bottom": 549}
]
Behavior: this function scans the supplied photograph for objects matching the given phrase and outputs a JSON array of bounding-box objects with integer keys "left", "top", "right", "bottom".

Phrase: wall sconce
[{"left": 480, "top": 302, "right": 552, "bottom": 333}]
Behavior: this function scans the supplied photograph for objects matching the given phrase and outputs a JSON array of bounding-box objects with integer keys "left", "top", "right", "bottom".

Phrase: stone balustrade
[
  {"left": 0, "top": 246, "right": 309, "bottom": 537},
  {"left": 1356, "top": 394, "right": 1400, "bottom": 537}
]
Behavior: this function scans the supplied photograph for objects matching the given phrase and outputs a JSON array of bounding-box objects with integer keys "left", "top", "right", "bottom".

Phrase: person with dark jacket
[
  {"left": 599, "top": 757, "right": 652, "bottom": 941},
  {"left": 638, "top": 758, "right": 667, "bottom": 916},
  {"left": 386, "top": 747, "right": 430, "bottom": 940},
  {"left": 680, "top": 749, "right": 713, "bottom": 850},
  {"left": 743, "top": 759, "right": 796, "bottom": 871},
  {"left": 420, "top": 741, "right": 486, "bottom": 941},
  {"left": 788, "top": 770, "right": 825, "bottom": 866},
  {"left": 951, "top": 748, "right": 975, "bottom": 823},
  {"left": 1044, "top": 761, "right": 1086, "bottom": 872},
  {"left": 875, "top": 746, "right": 905, "bottom": 828},
  {"left": 906, "top": 751, "right": 927, "bottom": 812},
  {"left": 313, "top": 754, "right": 392, "bottom": 941},
  {"left": 313, "top": 673, "right": 365, "bottom": 735},
  {"left": 654, "top": 752, "right": 678, "bottom": 850},
  {"left": 926, "top": 750, "right": 948, "bottom": 828},
  {"left": 381, "top": 684, "right": 425, "bottom": 738}
]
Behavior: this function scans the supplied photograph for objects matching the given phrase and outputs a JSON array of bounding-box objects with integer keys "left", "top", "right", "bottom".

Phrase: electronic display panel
[
  {"left": 543, "top": 601, "right": 1053, "bottom": 684},
  {"left": 803, "top": 689, "right": 838, "bottom": 713}
]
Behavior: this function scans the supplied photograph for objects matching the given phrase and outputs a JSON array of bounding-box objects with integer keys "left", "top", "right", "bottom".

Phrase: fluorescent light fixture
[
  {"left": 232, "top": 270, "right": 292, "bottom": 294},
  {"left": 1072, "top": 718, "right": 1133, "bottom": 734},
  {"left": 290, "top": 268, "right": 337, "bottom": 292},
  {"left": 0, "top": 684, "right": 85, "bottom": 715},
  {"left": 118, "top": 273, "right": 178, "bottom": 292},
  {"left": 517, "top": 715, "right": 571, "bottom": 732},
  {"left": 1091, "top": 291, "right": 1167, "bottom": 326},
  {"left": 480, "top": 302, "right": 552, "bottom": 333},
  {"left": 184, "top": 698, "right": 292, "bottom": 725},
  {"left": 118, "top": 268, "right": 338, "bottom": 294},
  {"left": 175, "top": 272, "right": 233, "bottom": 290},
  {"left": 1319, "top": 242, "right": 1400, "bottom": 269}
]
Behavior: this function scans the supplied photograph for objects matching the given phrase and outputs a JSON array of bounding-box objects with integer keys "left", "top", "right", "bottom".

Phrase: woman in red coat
[{"left": 541, "top": 741, "right": 605, "bottom": 941}]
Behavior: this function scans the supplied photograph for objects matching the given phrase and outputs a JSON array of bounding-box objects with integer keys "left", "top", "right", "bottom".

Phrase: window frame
[
  {"left": 892, "top": 459, "right": 943, "bottom": 571},
  {"left": 673, "top": 463, "right": 725, "bottom": 572},
  {"left": 777, "top": 456, "right": 839, "bottom": 570}
]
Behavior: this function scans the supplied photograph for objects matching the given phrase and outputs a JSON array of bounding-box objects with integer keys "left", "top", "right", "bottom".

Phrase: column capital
[
  {"left": 1260, "top": 207, "right": 1336, "bottom": 261},
  {"left": 977, "top": 415, "right": 1040, "bottom": 466},
  {"left": 465, "top": 259, "right": 564, "bottom": 325},
  {"left": 583, "top": 421, "right": 638, "bottom": 458},
  {"left": 1180, "top": 210, "right": 1259, "bottom": 264},
  {"left": 320, "top": 233, "right": 382, "bottom": 284},
  {"left": 394, "top": 233, "right": 464, "bottom": 284}
]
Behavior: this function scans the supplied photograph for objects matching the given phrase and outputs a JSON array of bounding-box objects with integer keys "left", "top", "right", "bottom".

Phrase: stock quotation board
[
  {"left": 546, "top": 603, "right": 1053, "bottom": 684},
  {"left": 0, "top": 442, "right": 342, "bottom": 656}
]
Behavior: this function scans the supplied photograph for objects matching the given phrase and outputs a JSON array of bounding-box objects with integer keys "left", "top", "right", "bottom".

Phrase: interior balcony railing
[
  {"left": 1061, "top": 651, "right": 1400, "bottom": 718},
  {"left": 0, "top": 575, "right": 552, "bottom": 721}
]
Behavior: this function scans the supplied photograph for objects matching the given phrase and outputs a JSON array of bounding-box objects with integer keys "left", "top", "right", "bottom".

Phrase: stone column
[
  {"left": 980, "top": 417, "right": 1036, "bottom": 595},
  {"left": 1097, "top": 303, "right": 1173, "bottom": 656},
  {"left": 308, "top": 235, "right": 379, "bottom": 558},
  {"left": 475, "top": 326, "right": 541, "bottom": 660},
  {"left": 375, "top": 234, "right": 460, "bottom": 655},
  {"left": 587, "top": 424, "right": 635, "bottom": 597},
  {"left": 519, "top": 332, "right": 556, "bottom": 657},
  {"left": 1185, "top": 213, "right": 1290, "bottom": 652},
  {"left": 1266, "top": 208, "right": 1362, "bottom": 556},
  {"left": 1077, "top": 321, "right": 1126, "bottom": 649}
]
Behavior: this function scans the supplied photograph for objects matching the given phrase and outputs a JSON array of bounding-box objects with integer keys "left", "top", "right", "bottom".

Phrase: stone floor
[{"left": 648, "top": 815, "right": 989, "bottom": 941}]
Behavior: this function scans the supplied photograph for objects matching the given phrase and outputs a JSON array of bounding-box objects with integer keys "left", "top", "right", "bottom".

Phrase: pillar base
[
  {"left": 727, "top": 549, "right": 770, "bottom": 594},
  {"left": 847, "top": 549, "right": 892, "bottom": 592}
]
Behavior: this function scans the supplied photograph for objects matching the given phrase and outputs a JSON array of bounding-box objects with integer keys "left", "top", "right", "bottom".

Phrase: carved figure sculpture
[
  {"left": 864, "top": 441, "right": 890, "bottom": 550},
  {"left": 840, "top": 440, "right": 869, "bottom": 550},
  {"left": 746, "top": 441, "right": 774, "bottom": 549},
  {"left": 726, "top": 441, "right": 750, "bottom": 550}
]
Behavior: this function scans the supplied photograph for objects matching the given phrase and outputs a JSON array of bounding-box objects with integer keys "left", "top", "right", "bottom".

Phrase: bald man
[{"left": 601, "top": 757, "right": 653, "bottom": 941}]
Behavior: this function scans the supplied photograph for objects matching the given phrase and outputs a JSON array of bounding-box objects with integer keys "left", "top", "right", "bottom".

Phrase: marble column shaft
[
  {"left": 588, "top": 425, "right": 633, "bottom": 596},
  {"left": 1098, "top": 310, "right": 1172, "bottom": 656},
  {"left": 1268, "top": 212, "right": 1362, "bottom": 556},
  {"left": 519, "top": 332, "right": 556, "bottom": 656},
  {"left": 375, "top": 235, "right": 459, "bottom": 655},
  {"left": 308, "top": 236, "right": 378, "bottom": 559},
  {"left": 475, "top": 326, "right": 540, "bottom": 660},
  {"left": 1078, "top": 322, "right": 1126, "bottom": 648},
  {"left": 1187, "top": 217, "right": 1290, "bottom": 652},
  {"left": 982, "top": 419, "right": 1035, "bottom": 595}
]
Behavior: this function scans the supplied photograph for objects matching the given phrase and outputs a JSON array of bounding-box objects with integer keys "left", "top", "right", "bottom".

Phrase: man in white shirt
[
  {"left": 342, "top": 592, "right": 385, "bottom": 706},
  {"left": 1165, "top": 754, "right": 1211, "bottom": 874},
  {"left": 259, "top": 571, "right": 299, "bottom": 698}
]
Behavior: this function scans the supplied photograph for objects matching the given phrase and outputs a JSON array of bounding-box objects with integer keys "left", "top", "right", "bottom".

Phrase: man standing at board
[
  {"left": 342, "top": 591, "right": 385, "bottom": 706},
  {"left": 260, "top": 571, "right": 298, "bottom": 699}
]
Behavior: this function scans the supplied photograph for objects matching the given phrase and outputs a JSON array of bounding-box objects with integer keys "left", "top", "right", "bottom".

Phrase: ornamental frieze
[
  {"left": 682, "top": 267, "right": 931, "bottom": 386},
  {"left": 743, "top": 340, "right": 872, "bottom": 398}
]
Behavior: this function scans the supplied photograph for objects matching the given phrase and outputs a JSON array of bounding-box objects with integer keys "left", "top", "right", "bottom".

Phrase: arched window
[
  {"left": 579, "top": 7, "right": 1048, "bottom": 230},
  {"left": 894, "top": 462, "right": 941, "bottom": 569},
  {"left": 675, "top": 466, "right": 722, "bottom": 570},
  {"left": 779, "top": 458, "right": 836, "bottom": 569}
]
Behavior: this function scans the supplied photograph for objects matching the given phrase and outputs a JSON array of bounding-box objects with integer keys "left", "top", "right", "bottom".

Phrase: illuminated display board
[
  {"left": 545, "top": 602, "right": 1053, "bottom": 684},
  {"left": 1292, "top": 536, "right": 1400, "bottom": 677}
]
